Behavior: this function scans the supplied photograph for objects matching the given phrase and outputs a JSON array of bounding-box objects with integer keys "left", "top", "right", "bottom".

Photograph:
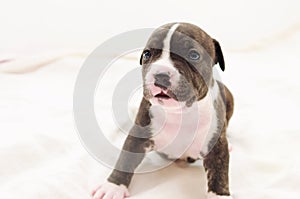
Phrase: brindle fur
[
  {"left": 107, "top": 22, "right": 234, "bottom": 196},
  {"left": 203, "top": 81, "right": 234, "bottom": 196},
  {"left": 108, "top": 98, "right": 153, "bottom": 186}
]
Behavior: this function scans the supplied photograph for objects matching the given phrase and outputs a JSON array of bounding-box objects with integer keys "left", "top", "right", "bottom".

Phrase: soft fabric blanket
[{"left": 1, "top": 13, "right": 300, "bottom": 198}]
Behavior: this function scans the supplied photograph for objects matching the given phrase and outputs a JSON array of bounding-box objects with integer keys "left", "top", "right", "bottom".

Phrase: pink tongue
[
  {"left": 157, "top": 91, "right": 168, "bottom": 96},
  {"left": 149, "top": 84, "right": 162, "bottom": 96},
  {"left": 148, "top": 85, "right": 181, "bottom": 108}
]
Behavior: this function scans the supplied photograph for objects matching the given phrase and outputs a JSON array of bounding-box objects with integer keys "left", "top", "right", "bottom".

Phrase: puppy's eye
[
  {"left": 188, "top": 50, "right": 200, "bottom": 60},
  {"left": 142, "top": 50, "right": 151, "bottom": 61}
]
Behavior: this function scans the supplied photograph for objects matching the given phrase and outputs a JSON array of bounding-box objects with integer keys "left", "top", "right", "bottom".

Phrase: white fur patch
[
  {"left": 150, "top": 89, "right": 217, "bottom": 160},
  {"left": 199, "top": 106, "right": 218, "bottom": 157},
  {"left": 200, "top": 81, "right": 219, "bottom": 156},
  {"left": 161, "top": 23, "right": 180, "bottom": 58},
  {"left": 207, "top": 192, "right": 233, "bottom": 199},
  {"left": 145, "top": 23, "right": 181, "bottom": 89},
  {"left": 210, "top": 80, "right": 220, "bottom": 101}
]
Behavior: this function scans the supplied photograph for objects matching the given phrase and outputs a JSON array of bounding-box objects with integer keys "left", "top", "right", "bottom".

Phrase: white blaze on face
[{"left": 145, "top": 23, "right": 181, "bottom": 95}]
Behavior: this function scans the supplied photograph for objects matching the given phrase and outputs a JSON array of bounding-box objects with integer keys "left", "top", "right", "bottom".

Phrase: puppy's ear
[
  {"left": 212, "top": 39, "right": 225, "bottom": 71},
  {"left": 139, "top": 53, "right": 143, "bottom": 65}
]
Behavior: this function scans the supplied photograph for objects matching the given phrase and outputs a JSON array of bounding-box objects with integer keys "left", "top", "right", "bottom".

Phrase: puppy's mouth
[{"left": 154, "top": 91, "right": 171, "bottom": 100}]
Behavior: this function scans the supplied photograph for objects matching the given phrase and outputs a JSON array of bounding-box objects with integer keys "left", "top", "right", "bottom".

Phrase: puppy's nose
[{"left": 154, "top": 72, "right": 171, "bottom": 90}]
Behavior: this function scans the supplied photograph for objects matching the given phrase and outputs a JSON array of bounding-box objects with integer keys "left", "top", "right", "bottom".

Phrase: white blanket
[
  {"left": 1, "top": 32, "right": 300, "bottom": 198},
  {"left": 1, "top": 1, "right": 300, "bottom": 196}
]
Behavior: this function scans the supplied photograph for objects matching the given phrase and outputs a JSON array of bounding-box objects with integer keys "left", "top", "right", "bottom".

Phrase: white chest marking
[
  {"left": 200, "top": 81, "right": 219, "bottom": 155},
  {"left": 150, "top": 88, "right": 217, "bottom": 160}
]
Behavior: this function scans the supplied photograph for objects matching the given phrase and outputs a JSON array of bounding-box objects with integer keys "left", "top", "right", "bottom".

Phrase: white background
[{"left": 1, "top": 0, "right": 299, "bottom": 53}]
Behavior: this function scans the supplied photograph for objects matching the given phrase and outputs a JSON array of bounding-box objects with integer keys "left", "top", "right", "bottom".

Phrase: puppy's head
[{"left": 140, "top": 22, "right": 224, "bottom": 107}]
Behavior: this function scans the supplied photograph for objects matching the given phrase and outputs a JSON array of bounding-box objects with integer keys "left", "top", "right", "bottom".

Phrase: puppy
[{"left": 92, "top": 22, "right": 234, "bottom": 199}]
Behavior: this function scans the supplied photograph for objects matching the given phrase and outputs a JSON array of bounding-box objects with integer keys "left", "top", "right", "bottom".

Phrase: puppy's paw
[
  {"left": 207, "top": 192, "right": 233, "bottom": 199},
  {"left": 91, "top": 182, "right": 130, "bottom": 199}
]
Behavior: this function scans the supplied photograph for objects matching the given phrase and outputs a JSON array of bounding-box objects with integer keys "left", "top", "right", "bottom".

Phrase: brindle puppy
[{"left": 92, "top": 22, "right": 234, "bottom": 199}]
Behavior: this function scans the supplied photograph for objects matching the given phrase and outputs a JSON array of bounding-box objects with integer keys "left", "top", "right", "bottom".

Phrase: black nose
[{"left": 154, "top": 73, "right": 171, "bottom": 90}]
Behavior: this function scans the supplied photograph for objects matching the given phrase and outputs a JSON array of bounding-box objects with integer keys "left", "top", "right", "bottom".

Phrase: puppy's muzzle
[{"left": 154, "top": 73, "right": 171, "bottom": 90}]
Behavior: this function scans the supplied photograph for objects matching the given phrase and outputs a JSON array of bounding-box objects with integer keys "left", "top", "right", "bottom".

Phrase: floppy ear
[
  {"left": 139, "top": 53, "right": 143, "bottom": 65},
  {"left": 212, "top": 39, "right": 225, "bottom": 71}
]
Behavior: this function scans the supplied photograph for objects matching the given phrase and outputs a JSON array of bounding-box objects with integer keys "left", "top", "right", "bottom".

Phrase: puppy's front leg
[
  {"left": 203, "top": 132, "right": 232, "bottom": 199},
  {"left": 92, "top": 125, "right": 152, "bottom": 199}
]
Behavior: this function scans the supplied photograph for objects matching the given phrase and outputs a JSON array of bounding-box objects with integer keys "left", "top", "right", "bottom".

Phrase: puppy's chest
[{"left": 149, "top": 100, "right": 215, "bottom": 160}]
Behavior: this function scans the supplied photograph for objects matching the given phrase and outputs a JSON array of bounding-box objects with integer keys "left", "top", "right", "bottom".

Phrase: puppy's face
[{"left": 140, "top": 23, "right": 224, "bottom": 107}]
